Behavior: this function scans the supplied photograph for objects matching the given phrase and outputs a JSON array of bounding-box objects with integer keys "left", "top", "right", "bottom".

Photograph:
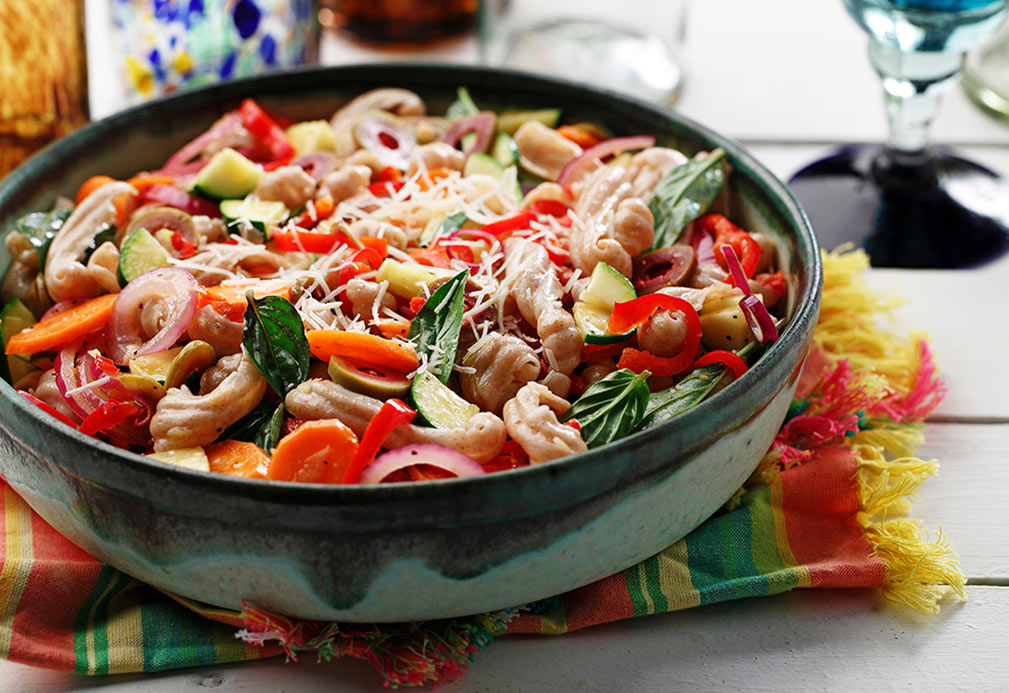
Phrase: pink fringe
[
  {"left": 766, "top": 341, "right": 945, "bottom": 469},
  {"left": 237, "top": 602, "right": 504, "bottom": 688}
]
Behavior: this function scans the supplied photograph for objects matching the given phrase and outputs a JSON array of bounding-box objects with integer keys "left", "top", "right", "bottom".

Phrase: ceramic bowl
[{"left": 0, "top": 65, "right": 820, "bottom": 622}]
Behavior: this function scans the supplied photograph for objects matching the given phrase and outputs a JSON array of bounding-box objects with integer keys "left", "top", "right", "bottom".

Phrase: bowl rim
[{"left": 0, "top": 63, "right": 821, "bottom": 505}]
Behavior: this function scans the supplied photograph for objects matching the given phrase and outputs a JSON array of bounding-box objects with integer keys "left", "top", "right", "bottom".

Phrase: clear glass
[
  {"left": 963, "top": 20, "right": 1009, "bottom": 118},
  {"left": 788, "top": 0, "right": 1009, "bottom": 268},
  {"left": 479, "top": 0, "right": 688, "bottom": 105}
]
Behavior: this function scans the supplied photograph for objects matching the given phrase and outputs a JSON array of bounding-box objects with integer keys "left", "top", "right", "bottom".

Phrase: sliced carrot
[
  {"left": 198, "top": 283, "right": 292, "bottom": 318},
  {"left": 5, "top": 293, "right": 118, "bottom": 356},
  {"left": 313, "top": 196, "right": 335, "bottom": 219},
  {"left": 417, "top": 167, "right": 453, "bottom": 192},
  {"left": 206, "top": 440, "right": 270, "bottom": 479},
  {"left": 408, "top": 246, "right": 452, "bottom": 269},
  {"left": 126, "top": 175, "right": 175, "bottom": 192},
  {"left": 75, "top": 175, "right": 117, "bottom": 205},
  {"left": 267, "top": 419, "right": 358, "bottom": 483},
  {"left": 374, "top": 320, "right": 410, "bottom": 339},
  {"left": 557, "top": 125, "right": 601, "bottom": 149},
  {"left": 112, "top": 195, "right": 132, "bottom": 228},
  {"left": 359, "top": 235, "right": 388, "bottom": 258},
  {"left": 306, "top": 330, "right": 419, "bottom": 374}
]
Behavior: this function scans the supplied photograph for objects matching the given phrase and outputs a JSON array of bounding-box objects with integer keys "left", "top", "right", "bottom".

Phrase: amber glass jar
[{"left": 320, "top": 0, "right": 478, "bottom": 44}]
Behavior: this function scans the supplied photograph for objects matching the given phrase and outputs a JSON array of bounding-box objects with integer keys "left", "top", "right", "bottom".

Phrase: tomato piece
[{"left": 697, "top": 214, "right": 761, "bottom": 281}]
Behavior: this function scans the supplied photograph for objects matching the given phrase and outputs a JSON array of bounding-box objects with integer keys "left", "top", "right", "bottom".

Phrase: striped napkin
[{"left": 0, "top": 249, "right": 964, "bottom": 687}]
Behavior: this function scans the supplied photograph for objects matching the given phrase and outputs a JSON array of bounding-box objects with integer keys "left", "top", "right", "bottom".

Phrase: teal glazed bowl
[{"left": 0, "top": 65, "right": 821, "bottom": 622}]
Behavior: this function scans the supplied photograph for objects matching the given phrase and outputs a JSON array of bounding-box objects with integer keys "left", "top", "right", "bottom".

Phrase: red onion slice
[
  {"left": 354, "top": 113, "right": 417, "bottom": 170},
  {"left": 359, "top": 444, "right": 486, "bottom": 484},
  {"left": 740, "top": 293, "right": 778, "bottom": 344},
  {"left": 107, "top": 267, "right": 199, "bottom": 365},
  {"left": 54, "top": 346, "right": 93, "bottom": 419},
  {"left": 557, "top": 135, "right": 655, "bottom": 187},
  {"left": 141, "top": 184, "right": 222, "bottom": 218},
  {"left": 442, "top": 112, "right": 496, "bottom": 157},
  {"left": 292, "top": 152, "right": 338, "bottom": 180},
  {"left": 162, "top": 112, "right": 242, "bottom": 174},
  {"left": 41, "top": 299, "right": 87, "bottom": 321},
  {"left": 445, "top": 228, "right": 498, "bottom": 247},
  {"left": 689, "top": 224, "right": 716, "bottom": 266},
  {"left": 720, "top": 245, "right": 779, "bottom": 344}
]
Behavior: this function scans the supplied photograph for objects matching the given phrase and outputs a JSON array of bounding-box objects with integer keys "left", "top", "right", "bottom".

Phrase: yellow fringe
[
  {"left": 805, "top": 249, "right": 965, "bottom": 613},
  {"left": 816, "top": 247, "right": 932, "bottom": 401}
]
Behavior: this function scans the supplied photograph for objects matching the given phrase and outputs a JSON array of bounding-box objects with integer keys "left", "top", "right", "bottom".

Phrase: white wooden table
[{"left": 6, "top": 1, "right": 1009, "bottom": 690}]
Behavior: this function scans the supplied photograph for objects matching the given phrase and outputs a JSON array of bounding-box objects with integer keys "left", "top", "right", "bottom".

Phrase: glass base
[
  {"left": 500, "top": 19, "right": 683, "bottom": 105},
  {"left": 788, "top": 144, "right": 1009, "bottom": 268}
]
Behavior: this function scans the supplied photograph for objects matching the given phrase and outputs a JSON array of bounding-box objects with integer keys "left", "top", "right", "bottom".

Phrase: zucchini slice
[
  {"left": 190, "top": 147, "right": 262, "bottom": 200},
  {"left": 220, "top": 198, "right": 288, "bottom": 235},
  {"left": 573, "top": 262, "right": 637, "bottom": 344},
  {"left": 119, "top": 227, "right": 171, "bottom": 284},
  {"left": 411, "top": 370, "right": 478, "bottom": 429}
]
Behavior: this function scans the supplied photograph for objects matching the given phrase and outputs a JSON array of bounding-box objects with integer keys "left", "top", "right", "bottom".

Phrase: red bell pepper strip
[
  {"left": 294, "top": 196, "right": 336, "bottom": 228},
  {"left": 238, "top": 98, "right": 294, "bottom": 162},
  {"left": 273, "top": 230, "right": 351, "bottom": 254},
  {"left": 528, "top": 199, "right": 570, "bottom": 217},
  {"left": 170, "top": 231, "right": 197, "bottom": 259},
  {"left": 78, "top": 399, "right": 141, "bottom": 437},
  {"left": 697, "top": 214, "right": 761, "bottom": 282},
  {"left": 482, "top": 439, "right": 530, "bottom": 473},
  {"left": 439, "top": 240, "right": 475, "bottom": 264},
  {"left": 581, "top": 340, "right": 631, "bottom": 361},
  {"left": 334, "top": 247, "right": 386, "bottom": 313},
  {"left": 343, "top": 398, "right": 416, "bottom": 484},
  {"left": 480, "top": 210, "right": 536, "bottom": 238},
  {"left": 690, "top": 350, "right": 748, "bottom": 379},
  {"left": 359, "top": 236, "right": 388, "bottom": 258},
  {"left": 347, "top": 247, "right": 384, "bottom": 271},
  {"left": 609, "top": 294, "right": 702, "bottom": 377},
  {"left": 261, "top": 157, "right": 293, "bottom": 172},
  {"left": 608, "top": 294, "right": 699, "bottom": 335},
  {"left": 18, "top": 390, "right": 78, "bottom": 429},
  {"left": 375, "top": 166, "right": 403, "bottom": 183},
  {"left": 368, "top": 180, "right": 406, "bottom": 197},
  {"left": 409, "top": 246, "right": 453, "bottom": 269}
]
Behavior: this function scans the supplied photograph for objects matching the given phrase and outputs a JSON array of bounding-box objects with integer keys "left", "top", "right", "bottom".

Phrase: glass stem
[{"left": 868, "top": 38, "right": 964, "bottom": 166}]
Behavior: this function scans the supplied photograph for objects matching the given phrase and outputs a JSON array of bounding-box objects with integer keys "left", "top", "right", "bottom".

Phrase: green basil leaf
[
  {"left": 218, "top": 400, "right": 276, "bottom": 443},
  {"left": 13, "top": 209, "right": 72, "bottom": 272},
  {"left": 421, "top": 211, "right": 468, "bottom": 248},
  {"left": 560, "top": 368, "right": 651, "bottom": 448},
  {"left": 440, "top": 211, "right": 468, "bottom": 237},
  {"left": 81, "top": 222, "right": 116, "bottom": 266},
  {"left": 253, "top": 403, "right": 286, "bottom": 452},
  {"left": 649, "top": 148, "right": 726, "bottom": 249},
  {"left": 407, "top": 270, "right": 468, "bottom": 383},
  {"left": 445, "top": 86, "right": 479, "bottom": 122},
  {"left": 638, "top": 342, "right": 758, "bottom": 430},
  {"left": 242, "top": 293, "right": 310, "bottom": 398},
  {"left": 637, "top": 365, "right": 725, "bottom": 431}
]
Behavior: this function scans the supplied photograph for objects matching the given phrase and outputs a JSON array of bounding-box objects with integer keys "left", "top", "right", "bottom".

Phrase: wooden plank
[
  {"left": 913, "top": 423, "right": 1009, "bottom": 580},
  {"left": 865, "top": 264, "right": 1009, "bottom": 422},
  {"left": 2, "top": 586, "right": 1005, "bottom": 691}
]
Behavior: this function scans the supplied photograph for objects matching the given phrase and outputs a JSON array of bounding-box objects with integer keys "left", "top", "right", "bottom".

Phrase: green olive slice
[
  {"left": 164, "top": 341, "right": 217, "bottom": 389},
  {"left": 327, "top": 355, "right": 411, "bottom": 399}
]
